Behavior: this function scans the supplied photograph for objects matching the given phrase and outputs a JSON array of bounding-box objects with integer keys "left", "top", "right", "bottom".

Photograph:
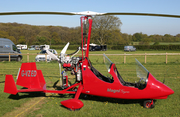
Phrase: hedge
[
  {"left": 109, "top": 45, "right": 180, "bottom": 50},
  {"left": 51, "top": 44, "right": 180, "bottom": 50}
]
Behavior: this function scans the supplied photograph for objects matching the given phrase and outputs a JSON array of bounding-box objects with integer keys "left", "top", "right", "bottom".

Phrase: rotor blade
[
  {"left": 46, "top": 49, "right": 59, "bottom": 61},
  {"left": 103, "top": 12, "right": 180, "bottom": 18},
  {"left": 0, "top": 11, "right": 180, "bottom": 18},
  {"left": 0, "top": 11, "right": 76, "bottom": 16},
  {"left": 61, "top": 42, "right": 69, "bottom": 54}
]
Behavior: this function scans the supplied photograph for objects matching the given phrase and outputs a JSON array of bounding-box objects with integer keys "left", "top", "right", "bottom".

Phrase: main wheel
[{"left": 143, "top": 100, "right": 154, "bottom": 109}]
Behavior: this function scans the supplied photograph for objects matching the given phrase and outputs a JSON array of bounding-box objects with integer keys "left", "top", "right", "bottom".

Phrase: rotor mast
[{"left": 80, "top": 15, "right": 93, "bottom": 60}]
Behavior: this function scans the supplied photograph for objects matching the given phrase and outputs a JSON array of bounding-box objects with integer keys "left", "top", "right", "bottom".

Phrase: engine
[{"left": 60, "top": 56, "right": 82, "bottom": 89}]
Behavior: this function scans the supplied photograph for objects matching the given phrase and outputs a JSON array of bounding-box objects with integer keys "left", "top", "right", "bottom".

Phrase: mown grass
[{"left": 0, "top": 50, "right": 180, "bottom": 117}]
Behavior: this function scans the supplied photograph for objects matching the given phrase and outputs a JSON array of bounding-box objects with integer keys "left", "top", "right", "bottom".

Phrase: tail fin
[
  {"left": 4, "top": 75, "right": 18, "bottom": 95},
  {"left": 16, "top": 62, "right": 46, "bottom": 90},
  {"left": 4, "top": 62, "right": 46, "bottom": 95}
]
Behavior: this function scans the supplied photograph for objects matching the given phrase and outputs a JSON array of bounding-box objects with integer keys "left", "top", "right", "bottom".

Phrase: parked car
[
  {"left": 124, "top": 46, "right": 136, "bottom": 52},
  {"left": 35, "top": 49, "right": 58, "bottom": 62},
  {"left": 0, "top": 38, "right": 22, "bottom": 61},
  {"left": 83, "top": 43, "right": 107, "bottom": 51},
  {"left": 28, "top": 48, "right": 35, "bottom": 50},
  {"left": 29, "top": 45, "right": 40, "bottom": 50}
]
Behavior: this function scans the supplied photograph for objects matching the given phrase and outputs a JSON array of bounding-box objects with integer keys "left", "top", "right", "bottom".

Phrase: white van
[{"left": 0, "top": 38, "right": 23, "bottom": 61}]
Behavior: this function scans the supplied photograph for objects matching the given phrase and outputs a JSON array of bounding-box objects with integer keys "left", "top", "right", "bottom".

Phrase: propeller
[
  {"left": 45, "top": 42, "right": 69, "bottom": 62},
  {"left": 46, "top": 49, "right": 59, "bottom": 61},
  {"left": 59, "top": 42, "right": 70, "bottom": 63},
  {"left": 45, "top": 42, "right": 69, "bottom": 81},
  {"left": 61, "top": 42, "right": 69, "bottom": 55},
  {"left": 0, "top": 11, "right": 180, "bottom": 18}
]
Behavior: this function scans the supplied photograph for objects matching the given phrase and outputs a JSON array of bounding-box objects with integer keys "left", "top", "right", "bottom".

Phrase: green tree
[
  {"left": 132, "top": 32, "right": 143, "bottom": 42},
  {"left": 36, "top": 36, "right": 46, "bottom": 45},
  {"left": 52, "top": 32, "right": 61, "bottom": 44},
  {"left": 120, "top": 33, "right": 132, "bottom": 45},
  {"left": 18, "top": 36, "right": 26, "bottom": 44},
  {"left": 163, "top": 34, "right": 173, "bottom": 42},
  {"left": 0, "top": 30, "right": 9, "bottom": 38},
  {"left": 140, "top": 38, "right": 151, "bottom": 45},
  {"left": 153, "top": 41, "right": 159, "bottom": 45},
  {"left": 21, "top": 25, "right": 35, "bottom": 45},
  {"left": 91, "top": 15, "right": 122, "bottom": 45},
  {"left": 0, "top": 30, "right": 16, "bottom": 44},
  {"left": 37, "top": 31, "right": 51, "bottom": 44}
]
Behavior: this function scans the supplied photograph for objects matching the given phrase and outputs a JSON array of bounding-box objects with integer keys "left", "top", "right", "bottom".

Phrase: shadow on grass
[
  {"left": 8, "top": 92, "right": 46, "bottom": 100},
  {"left": 0, "top": 81, "right": 5, "bottom": 83},
  {"left": 80, "top": 94, "right": 156, "bottom": 107}
]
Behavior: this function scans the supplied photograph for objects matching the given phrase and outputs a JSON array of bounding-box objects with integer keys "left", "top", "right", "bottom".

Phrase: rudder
[{"left": 4, "top": 75, "right": 18, "bottom": 95}]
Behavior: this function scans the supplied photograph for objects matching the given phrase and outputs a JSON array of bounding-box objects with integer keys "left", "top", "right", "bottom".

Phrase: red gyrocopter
[{"left": 2, "top": 11, "right": 177, "bottom": 110}]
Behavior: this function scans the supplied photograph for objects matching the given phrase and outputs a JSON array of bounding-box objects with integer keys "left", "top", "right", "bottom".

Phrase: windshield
[
  {"left": 103, "top": 54, "right": 113, "bottom": 71},
  {"left": 103, "top": 54, "right": 149, "bottom": 81},
  {"left": 103, "top": 54, "right": 148, "bottom": 89},
  {"left": 13, "top": 45, "right": 21, "bottom": 53},
  {"left": 40, "top": 49, "right": 55, "bottom": 54},
  {"left": 135, "top": 59, "right": 149, "bottom": 80},
  {"left": 40, "top": 50, "right": 47, "bottom": 54}
]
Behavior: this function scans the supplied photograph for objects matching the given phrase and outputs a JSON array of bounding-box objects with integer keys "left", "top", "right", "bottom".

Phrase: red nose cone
[
  {"left": 148, "top": 73, "right": 174, "bottom": 98},
  {"left": 165, "top": 86, "right": 174, "bottom": 95}
]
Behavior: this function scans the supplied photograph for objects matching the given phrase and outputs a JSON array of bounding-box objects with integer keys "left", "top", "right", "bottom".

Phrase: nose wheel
[{"left": 143, "top": 100, "right": 154, "bottom": 109}]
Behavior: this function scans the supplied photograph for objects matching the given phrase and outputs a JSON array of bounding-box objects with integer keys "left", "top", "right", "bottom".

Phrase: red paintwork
[
  {"left": 4, "top": 75, "right": 18, "bottom": 95},
  {"left": 81, "top": 16, "right": 84, "bottom": 61},
  {"left": 81, "top": 63, "right": 174, "bottom": 99},
  {"left": 85, "top": 18, "right": 92, "bottom": 58},
  {"left": 61, "top": 83, "right": 84, "bottom": 109},
  {"left": 4, "top": 15, "right": 174, "bottom": 110},
  {"left": 16, "top": 62, "right": 46, "bottom": 89},
  {"left": 63, "top": 63, "right": 71, "bottom": 68},
  {"left": 61, "top": 99, "right": 84, "bottom": 110},
  {"left": 4, "top": 62, "right": 80, "bottom": 95}
]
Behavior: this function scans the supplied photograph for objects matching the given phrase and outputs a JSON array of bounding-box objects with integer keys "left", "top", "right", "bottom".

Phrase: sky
[{"left": 0, "top": 0, "right": 180, "bottom": 36}]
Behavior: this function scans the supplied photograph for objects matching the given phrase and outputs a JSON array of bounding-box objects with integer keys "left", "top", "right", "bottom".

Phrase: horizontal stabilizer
[{"left": 4, "top": 75, "right": 18, "bottom": 95}]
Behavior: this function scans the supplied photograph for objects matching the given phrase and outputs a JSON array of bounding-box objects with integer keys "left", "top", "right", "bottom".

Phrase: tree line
[{"left": 0, "top": 16, "right": 180, "bottom": 46}]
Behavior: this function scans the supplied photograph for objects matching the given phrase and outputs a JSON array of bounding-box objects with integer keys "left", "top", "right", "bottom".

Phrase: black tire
[
  {"left": 17, "top": 56, "right": 21, "bottom": 62},
  {"left": 143, "top": 100, "right": 154, "bottom": 109}
]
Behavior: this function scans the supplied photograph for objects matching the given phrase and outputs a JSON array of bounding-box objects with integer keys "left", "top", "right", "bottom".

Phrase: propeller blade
[
  {"left": 61, "top": 42, "right": 69, "bottom": 54},
  {"left": 0, "top": 11, "right": 180, "bottom": 18},
  {"left": 46, "top": 49, "right": 59, "bottom": 61}
]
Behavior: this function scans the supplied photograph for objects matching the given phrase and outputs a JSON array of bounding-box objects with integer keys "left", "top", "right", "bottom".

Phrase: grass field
[
  {"left": 133, "top": 42, "right": 180, "bottom": 45},
  {"left": 17, "top": 49, "right": 180, "bottom": 64},
  {"left": 0, "top": 50, "right": 180, "bottom": 117}
]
